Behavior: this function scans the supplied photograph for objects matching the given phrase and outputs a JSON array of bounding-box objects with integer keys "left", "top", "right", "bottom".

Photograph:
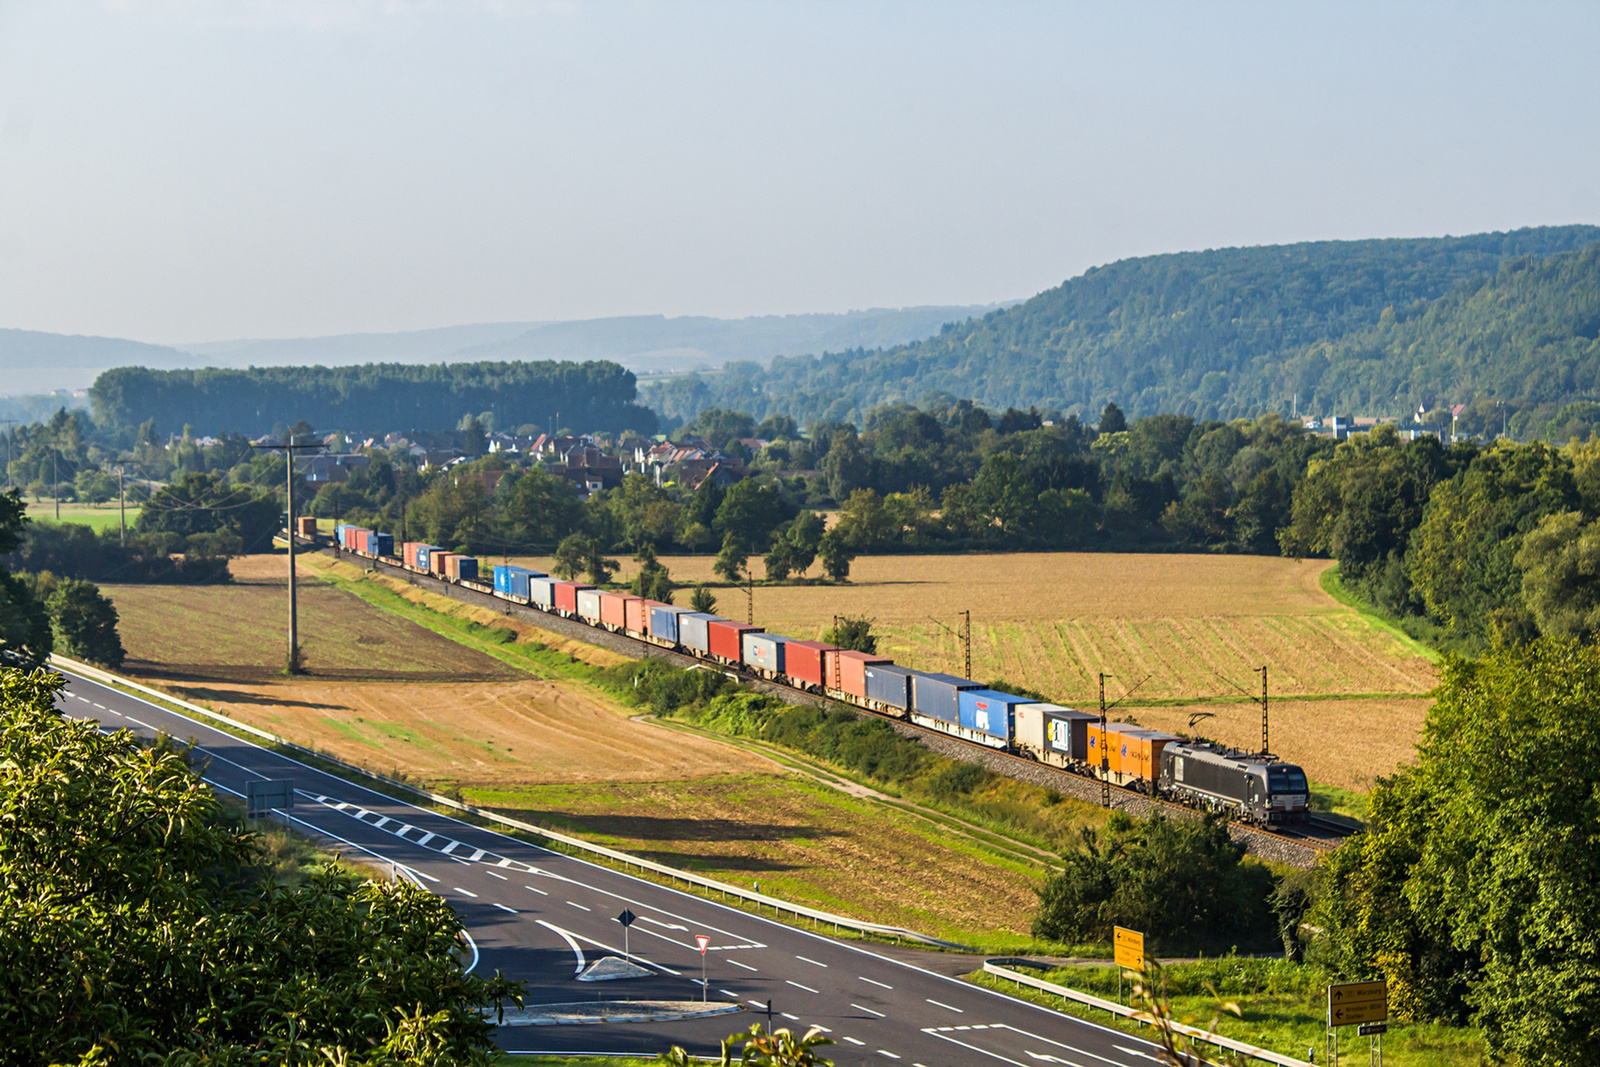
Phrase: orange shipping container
[
  {"left": 430, "top": 552, "right": 453, "bottom": 576},
  {"left": 1120, "top": 729, "right": 1179, "bottom": 782},
  {"left": 1088, "top": 721, "right": 1142, "bottom": 776},
  {"left": 296, "top": 516, "right": 317, "bottom": 537},
  {"left": 824, "top": 649, "right": 891, "bottom": 698},
  {"left": 599, "top": 592, "right": 638, "bottom": 629}
]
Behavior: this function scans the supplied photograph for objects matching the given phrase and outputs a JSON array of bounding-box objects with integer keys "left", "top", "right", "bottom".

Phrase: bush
[
  {"left": 1032, "top": 811, "right": 1276, "bottom": 954},
  {"left": 46, "top": 578, "right": 124, "bottom": 667}
]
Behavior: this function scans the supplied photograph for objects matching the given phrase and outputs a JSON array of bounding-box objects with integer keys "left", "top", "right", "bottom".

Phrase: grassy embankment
[{"left": 969, "top": 960, "right": 1485, "bottom": 1067}]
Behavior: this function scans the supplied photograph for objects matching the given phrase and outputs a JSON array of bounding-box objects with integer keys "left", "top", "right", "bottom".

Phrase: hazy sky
[{"left": 2, "top": 1, "right": 1597, "bottom": 344}]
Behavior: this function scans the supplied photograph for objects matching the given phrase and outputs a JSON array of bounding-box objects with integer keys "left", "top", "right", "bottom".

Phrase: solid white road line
[
  {"left": 536, "top": 920, "right": 586, "bottom": 974},
  {"left": 860, "top": 976, "right": 893, "bottom": 989},
  {"left": 927, "top": 998, "right": 964, "bottom": 1013},
  {"left": 850, "top": 1003, "right": 886, "bottom": 1018},
  {"left": 795, "top": 955, "right": 828, "bottom": 968}
]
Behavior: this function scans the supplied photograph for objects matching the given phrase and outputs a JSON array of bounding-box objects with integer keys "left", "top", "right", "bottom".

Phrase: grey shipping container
[
  {"left": 576, "top": 589, "right": 603, "bottom": 622},
  {"left": 743, "top": 632, "right": 787, "bottom": 673},
  {"left": 677, "top": 613, "right": 723, "bottom": 653},
  {"left": 528, "top": 576, "right": 557, "bottom": 608},
  {"left": 864, "top": 664, "right": 914, "bottom": 709},
  {"left": 911, "top": 672, "right": 980, "bottom": 724},
  {"left": 1015, "top": 703, "right": 1097, "bottom": 762}
]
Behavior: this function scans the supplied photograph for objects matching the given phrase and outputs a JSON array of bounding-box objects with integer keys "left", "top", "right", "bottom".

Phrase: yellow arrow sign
[
  {"left": 1114, "top": 926, "right": 1144, "bottom": 971},
  {"left": 1328, "top": 981, "right": 1387, "bottom": 1026}
]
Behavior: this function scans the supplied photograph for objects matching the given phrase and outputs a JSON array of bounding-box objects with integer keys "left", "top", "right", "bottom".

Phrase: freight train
[{"left": 332, "top": 525, "right": 1311, "bottom": 824}]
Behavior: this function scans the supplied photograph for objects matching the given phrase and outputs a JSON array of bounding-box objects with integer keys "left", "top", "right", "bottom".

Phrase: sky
[{"left": 1, "top": 0, "right": 1598, "bottom": 345}]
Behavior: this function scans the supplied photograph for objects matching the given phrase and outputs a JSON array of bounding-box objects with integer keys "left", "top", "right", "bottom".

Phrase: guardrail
[
  {"left": 984, "top": 960, "right": 1312, "bottom": 1067},
  {"left": 51, "top": 654, "right": 961, "bottom": 949}
]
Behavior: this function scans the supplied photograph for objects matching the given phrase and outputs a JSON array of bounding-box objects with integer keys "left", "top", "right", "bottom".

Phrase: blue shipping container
[
  {"left": 375, "top": 533, "right": 394, "bottom": 557},
  {"left": 416, "top": 544, "right": 444, "bottom": 569},
  {"left": 493, "top": 565, "right": 510, "bottom": 594},
  {"left": 743, "top": 632, "right": 787, "bottom": 672},
  {"left": 957, "top": 689, "right": 1028, "bottom": 742},
  {"left": 864, "top": 664, "right": 914, "bottom": 709},
  {"left": 650, "top": 605, "right": 687, "bottom": 642},
  {"left": 456, "top": 557, "right": 479, "bottom": 581},
  {"left": 911, "top": 672, "right": 981, "bottom": 723},
  {"left": 677, "top": 613, "right": 724, "bottom": 653}
]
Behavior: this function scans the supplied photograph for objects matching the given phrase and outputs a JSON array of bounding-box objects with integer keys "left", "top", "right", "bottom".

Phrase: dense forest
[
  {"left": 641, "top": 225, "right": 1600, "bottom": 428},
  {"left": 89, "top": 360, "right": 657, "bottom": 440}
]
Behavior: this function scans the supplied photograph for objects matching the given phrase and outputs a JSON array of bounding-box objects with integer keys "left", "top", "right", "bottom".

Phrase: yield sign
[{"left": 696, "top": 934, "right": 711, "bottom": 954}]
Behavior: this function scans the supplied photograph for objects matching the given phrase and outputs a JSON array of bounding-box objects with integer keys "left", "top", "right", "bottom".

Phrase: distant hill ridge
[{"left": 640, "top": 225, "right": 1600, "bottom": 425}]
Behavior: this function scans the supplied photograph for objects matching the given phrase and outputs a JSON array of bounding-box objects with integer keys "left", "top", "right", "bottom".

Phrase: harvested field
[
  {"left": 512, "top": 551, "right": 1436, "bottom": 789},
  {"left": 465, "top": 775, "right": 1044, "bottom": 943},
  {"left": 102, "top": 555, "right": 768, "bottom": 785}
]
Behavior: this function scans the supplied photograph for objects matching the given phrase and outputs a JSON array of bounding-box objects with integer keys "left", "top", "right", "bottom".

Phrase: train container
[
  {"left": 1087, "top": 721, "right": 1142, "bottom": 776},
  {"left": 1014, "top": 703, "right": 1098, "bottom": 764},
  {"left": 361, "top": 530, "right": 375, "bottom": 554},
  {"left": 529, "top": 575, "right": 559, "bottom": 608},
  {"left": 296, "top": 516, "right": 317, "bottom": 538},
  {"left": 335, "top": 523, "right": 347, "bottom": 545},
  {"left": 374, "top": 532, "right": 394, "bottom": 557},
  {"left": 493, "top": 564, "right": 537, "bottom": 597},
  {"left": 553, "top": 581, "right": 590, "bottom": 616},
  {"left": 598, "top": 592, "right": 638, "bottom": 630},
  {"left": 445, "top": 555, "right": 478, "bottom": 582},
  {"left": 957, "top": 689, "right": 1028, "bottom": 744},
  {"left": 429, "top": 551, "right": 453, "bottom": 576},
  {"left": 707, "top": 620, "right": 761, "bottom": 662},
  {"left": 782, "top": 640, "right": 833, "bottom": 688},
  {"left": 402, "top": 542, "right": 420, "bottom": 567},
  {"left": 1119, "top": 729, "right": 1179, "bottom": 784},
  {"left": 911, "top": 672, "right": 981, "bottom": 724},
  {"left": 626, "top": 597, "right": 666, "bottom": 636},
  {"left": 414, "top": 544, "right": 445, "bottom": 570},
  {"left": 576, "top": 589, "right": 603, "bottom": 623},
  {"left": 864, "top": 664, "right": 914, "bottom": 710},
  {"left": 677, "top": 613, "right": 723, "bottom": 654},
  {"left": 743, "top": 633, "right": 787, "bottom": 674},
  {"left": 824, "top": 649, "right": 890, "bottom": 698},
  {"left": 649, "top": 605, "right": 690, "bottom": 642}
]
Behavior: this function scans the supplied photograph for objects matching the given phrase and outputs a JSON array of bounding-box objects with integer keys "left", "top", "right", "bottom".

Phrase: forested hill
[
  {"left": 641, "top": 225, "right": 1600, "bottom": 426},
  {"left": 89, "top": 361, "right": 656, "bottom": 438}
]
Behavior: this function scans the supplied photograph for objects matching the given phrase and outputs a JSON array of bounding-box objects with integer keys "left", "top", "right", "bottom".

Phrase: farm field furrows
[
  {"left": 513, "top": 550, "right": 1437, "bottom": 789},
  {"left": 463, "top": 776, "right": 1045, "bottom": 945}
]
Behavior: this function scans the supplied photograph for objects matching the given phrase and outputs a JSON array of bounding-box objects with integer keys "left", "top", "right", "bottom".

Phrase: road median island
[{"left": 494, "top": 1001, "right": 743, "bottom": 1027}]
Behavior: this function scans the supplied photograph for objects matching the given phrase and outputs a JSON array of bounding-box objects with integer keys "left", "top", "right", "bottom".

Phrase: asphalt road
[{"left": 57, "top": 666, "right": 1169, "bottom": 1067}]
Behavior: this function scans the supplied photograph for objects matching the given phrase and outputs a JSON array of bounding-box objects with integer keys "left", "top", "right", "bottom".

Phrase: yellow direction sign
[
  {"left": 1113, "top": 926, "right": 1145, "bottom": 971},
  {"left": 1327, "top": 981, "right": 1387, "bottom": 1027}
]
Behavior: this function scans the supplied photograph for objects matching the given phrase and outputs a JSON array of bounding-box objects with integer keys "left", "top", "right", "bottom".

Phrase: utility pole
[
  {"left": 252, "top": 435, "right": 322, "bottom": 675},
  {"left": 116, "top": 465, "right": 126, "bottom": 547},
  {"left": 960, "top": 609, "right": 972, "bottom": 680},
  {"left": 0, "top": 420, "right": 14, "bottom": 489},
  {"left": 746, "top": 542, "right": 754, "bottom": 625},
  {"left": 1099, "top": 673, "right": 1111, "bottom": 808},
  {"left": 53, "top": 448, "right": 59, "bottom": 520},
  {"left": 1255, "top": 664, "right": 1270, "bottom": 756}
]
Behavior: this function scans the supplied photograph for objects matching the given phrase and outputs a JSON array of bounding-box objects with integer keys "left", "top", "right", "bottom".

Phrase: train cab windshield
[{"left": 1268, "top": 767, "right": 1308, "bottom": 794}]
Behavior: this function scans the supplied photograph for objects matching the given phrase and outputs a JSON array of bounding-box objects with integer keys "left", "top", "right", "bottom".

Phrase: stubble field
[{"left": 514, "top": 551, "right": 1437, "bottom": 790}]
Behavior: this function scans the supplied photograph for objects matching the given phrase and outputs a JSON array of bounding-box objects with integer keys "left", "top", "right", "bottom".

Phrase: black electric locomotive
[{"left": 1158, "top": 741, "right": 1311, "bottom": 824}]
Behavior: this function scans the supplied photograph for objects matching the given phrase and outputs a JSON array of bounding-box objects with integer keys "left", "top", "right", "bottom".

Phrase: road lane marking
[
  {"left": 524, "top": 884, "right": 548, "bottom": 895},
  {"left": 416, "top": 832, "right": 436, "bottom": 846},
  {"left": 720, "top": 990, "right": 740, "bottom": 999},
  {"left": 638, "top": 915, "right": 688, "bottom": 930},
  {"left": 781, "top": 1013, "right": 799, "bottom": 1021},
  {"left": 786, "top": 980, "right": 818, "bottom": 994},
  {"left": 850, "top": 1003, "right": 886, "bottom": 1018},
  {"left": 486, "top": 870, "right": 508, "bottom": 880},
  {"left": 927, "top": 998, "right": 964, "bottom": 1013},
  {"left": 126, "top": 716, "right": 152, "bottom": 729},
  {"left": 795, "top": 955, "right": 828, "bottom": 968},
  {"left": 567, "top": 901, "right": 591, "bottom": 911},
  {"left": 877, "top": 1053, "right": 900, "bottom": 1060},
  {"left": 843, "top": 1037, "right": 865, "bottom": 1046},
  {"left": 536, "top": 919, "right": 586, "bottom": 974},
  {"left": 1114, "top": 1046, "right": 1166, "bottom": 1064},
  {"left": 493, "top": 903, "right": 517, "bottom": 914},
  {"left": 728, "top": 959, "right": 757, "bottom": 972},
  {"left": 453, "top": 887, "right": 479, "bottom": 898},
  {"left": 860, "top": 976, "right": 893, "bottom": 989}
]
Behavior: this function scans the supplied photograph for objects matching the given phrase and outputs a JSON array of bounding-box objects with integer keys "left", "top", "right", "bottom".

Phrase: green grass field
[{"left": 24, "top": 500, "right": 141, "bottom": 532}]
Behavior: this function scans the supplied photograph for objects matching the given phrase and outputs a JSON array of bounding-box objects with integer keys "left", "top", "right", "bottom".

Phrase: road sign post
[
  {"left": 1114, "top": 926, "right": 1144, "bottom": 1004},
  {"left": 616, "top": 908, "right": 636, "bottom": 963},
  {"left": 245, "top": 779, "right": 294, "bottom": 816},
  {"left": 696, "top": 934, "right": 711, "bottom": 1003},
  {"left": 1326, "top": 980, "right": 1387, "bottom": 1067}
]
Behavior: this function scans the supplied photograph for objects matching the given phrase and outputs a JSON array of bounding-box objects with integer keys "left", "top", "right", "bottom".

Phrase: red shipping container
[
  {"left": 402, "top": 542, "right": 420, "bottom": 567},
  {"left": 824, "top": 649, "right": 891, "bottom": 698},
  {"left": 553, "top": 581, "right": 591, "bottom": 614},
  {"left": 430, "top": 552, "right": 452, "bottom": 576},
  {"left": 599, "top": 592, "right": 637, "bottom": 629},
  {"left": 626, "top": 598, "right": 665, "bottom": 636},
  {"left": 706, "top": 620, "right": 761, "bottom": 661},
  {"left": 783, "top": 639, "right": 834, "bottom": 687}
]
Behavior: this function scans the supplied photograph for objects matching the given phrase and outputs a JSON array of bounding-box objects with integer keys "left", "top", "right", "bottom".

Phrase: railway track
[{"left": 321, "top": 541, "right": 1363, "bottom": 862}]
